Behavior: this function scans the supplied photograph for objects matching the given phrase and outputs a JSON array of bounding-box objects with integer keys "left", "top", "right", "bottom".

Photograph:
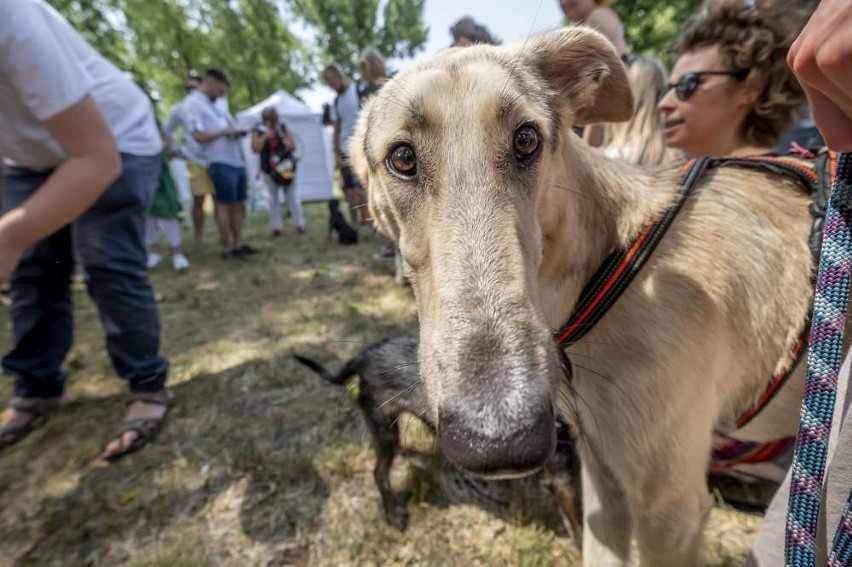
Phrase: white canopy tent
[{"left": 236, "top": 90, "right": 335, "bottom": 205}]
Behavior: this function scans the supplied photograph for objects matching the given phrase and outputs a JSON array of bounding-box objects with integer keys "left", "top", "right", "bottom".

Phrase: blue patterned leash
[{"left": 786, "top": 152, "right": 852, "bottom": 567}]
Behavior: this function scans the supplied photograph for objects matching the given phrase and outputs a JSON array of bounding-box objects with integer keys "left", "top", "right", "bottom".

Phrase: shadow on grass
[{"left": 0, "top": 354, "right": 351, "bottom": 565}]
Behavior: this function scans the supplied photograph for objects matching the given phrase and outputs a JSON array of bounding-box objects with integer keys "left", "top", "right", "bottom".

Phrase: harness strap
[
  {"left": 736, "top": 329, "right": 809, "bottom": 429},
  {"left": 554, "top": 157, "right": 711, "bottom": 347},
  {"left": 785, "top": 152, "right": 852, "bottom": 567},
  {"left": 711, "top": 434, "right": 795, "bottom": 473},
  {"left": 553, "top": 154, "right": 830, "bottom": 468}
]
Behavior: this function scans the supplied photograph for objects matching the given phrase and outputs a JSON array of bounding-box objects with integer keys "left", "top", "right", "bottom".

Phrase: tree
[
  {"left": 48, "top": 0, "right": 312, "bottom": 113},
  {"left": 611, "top": 0, "right": 703, "bottom": 66},
  {"left": 290, "top": 0, "right": 427, "bottom": 77}
]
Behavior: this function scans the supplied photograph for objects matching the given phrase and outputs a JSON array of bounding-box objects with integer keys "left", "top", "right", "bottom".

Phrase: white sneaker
[
  {"left": 173, "top": 253, "right": 190, "bottom": 271},
  {"left": 147, "top": 252, "right": 163, "bottom": 269}
]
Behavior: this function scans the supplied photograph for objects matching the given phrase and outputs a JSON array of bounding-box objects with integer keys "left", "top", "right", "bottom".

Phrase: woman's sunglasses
[{"left": 658, "top": 69, "right": 749, "bottom": 103}]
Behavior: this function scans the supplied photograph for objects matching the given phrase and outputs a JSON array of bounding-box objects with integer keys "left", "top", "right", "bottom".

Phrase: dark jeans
[{"left": 1, "top": 153, "right": 169, "bottom": 399}]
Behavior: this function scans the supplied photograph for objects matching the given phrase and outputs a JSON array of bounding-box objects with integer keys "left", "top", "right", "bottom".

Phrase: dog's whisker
[
  {"left": 559, "top": 383, "right": 607, "bottom": 463},
  {"left": 378, "top": 382, "right": 420, "bottom": 410},
  {"left": 377, "top": 361, "right": 418, "bottom": 378},
  {"left": 567, "top": 360, "right": 645, "bottom": 419}
]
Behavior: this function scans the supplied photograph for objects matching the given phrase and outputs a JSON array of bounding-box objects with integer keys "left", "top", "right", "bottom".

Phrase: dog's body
[
  {"left": 294, "top": 336, "right": 583, "bottom": 538},
  {"left": 328, "top": 199, "right": 358, "bottom": 245},
  {"left": 347, "top": 28, "right": 835, "bottom": 566}
]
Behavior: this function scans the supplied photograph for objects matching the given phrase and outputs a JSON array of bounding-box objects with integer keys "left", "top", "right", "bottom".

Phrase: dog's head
[{"left": 350, "top": 28, "right": 632, "bottom": 478}]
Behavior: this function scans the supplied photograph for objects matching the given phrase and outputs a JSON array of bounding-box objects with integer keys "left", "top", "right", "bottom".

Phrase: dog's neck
[{"left": 536, "top": 133, "right": 678, "bottom": 329}]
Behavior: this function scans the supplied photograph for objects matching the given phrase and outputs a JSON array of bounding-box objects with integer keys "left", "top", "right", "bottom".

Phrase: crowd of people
[{"left": 1, "top": 0, "right": 852, "bottom": 562}]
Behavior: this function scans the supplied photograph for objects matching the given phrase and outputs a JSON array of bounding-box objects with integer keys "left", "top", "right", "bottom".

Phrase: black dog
[
  {"left": 294, "top": 336, "right": 582, "bottom": 539},
  {"left": 328, "top": 199, "right": 358, "bottom": 245}
]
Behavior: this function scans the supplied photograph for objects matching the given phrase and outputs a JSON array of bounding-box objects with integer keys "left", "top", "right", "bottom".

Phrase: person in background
[
  {"left": 657, "top": 1, "right": 806, "bottom": 158},
  {"left": 250, "top": 106, "right": 305, "bottom": 238},
  {"left": 165, "top": 74, "right": 217, "bottom": 251},
  {"left": 358, "top": 47, "right": 387, "bottom": 100},
  {"left": 146, "top": 125, "right": 190, "bottom": 270},
  {"left": 600, "top": 54, "right": 684, "bottom": 166},
  {"left": 748, "top": 1, "right": 852, "bottom": 565},
  {"left": 323, "top": 64, "right": 368, "bottom": 228},
  {"left": 0, "top": 0, "right": 172, "bottom": 461},
  {"left": 185, "top": 68, "right": 256, "bottom": 259},
  {"left": 559, "top": 0, "right": 629, "bottom": 148},
  {"left": 355, "top": 47, "right": 398, "bottom": 261},
  {"left": 449, "top": 16, "right": 496, "bottom": 47},
  {"left": 559, "top": 0, "right": 628, "bottom": 58}
]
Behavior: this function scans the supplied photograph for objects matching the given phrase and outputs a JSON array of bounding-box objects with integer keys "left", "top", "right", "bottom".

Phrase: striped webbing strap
[
  {"left": 553, "top": 157, "right": 710, "bottom": 346},
  {"left": 785, "top": 152, "right": 852, "bottom": 567}
]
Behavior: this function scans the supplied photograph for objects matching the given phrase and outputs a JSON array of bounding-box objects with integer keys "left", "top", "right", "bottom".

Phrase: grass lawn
[{"left": 0, "top": 203, "right": 761, "bottom": 566}]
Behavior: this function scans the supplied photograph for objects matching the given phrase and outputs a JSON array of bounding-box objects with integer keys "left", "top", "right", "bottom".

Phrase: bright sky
[{"left": 296, "top": 0, "right": 565, "bottom": 112}]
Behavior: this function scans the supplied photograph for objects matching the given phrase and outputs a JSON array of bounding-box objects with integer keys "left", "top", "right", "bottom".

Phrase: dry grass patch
[{"left": 0, "top": 204, "right": 765, "bottom": 565}]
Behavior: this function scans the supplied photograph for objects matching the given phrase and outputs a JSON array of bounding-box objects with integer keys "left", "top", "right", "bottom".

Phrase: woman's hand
[{"left": 789, "top": 0, "right": 852, "bottom": 151}]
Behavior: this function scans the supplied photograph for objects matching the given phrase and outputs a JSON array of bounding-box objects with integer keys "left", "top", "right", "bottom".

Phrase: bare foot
[
  {"left": 0, "top": 408, "right": 36, "bottom": 434},
  {"left": 102, "top": 398, "right": 171, "bottom": 460}
]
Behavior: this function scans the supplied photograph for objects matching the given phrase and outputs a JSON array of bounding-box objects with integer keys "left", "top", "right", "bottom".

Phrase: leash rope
[{"left": 785, "top": 152, "right": 852, "bottom": 567}]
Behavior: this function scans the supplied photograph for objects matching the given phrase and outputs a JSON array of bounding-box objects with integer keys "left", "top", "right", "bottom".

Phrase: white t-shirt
[
  {"left": 184, "top": 90, "right": 244, "bottom": 168},
  {"left": 0, "top": 0, "right": 162, "bottom": 170},
  {"left": 330, "top": 83, "right": 360, "bottom": 155},
  {"left": 165, "top": 94, "right": 206, "bottom": 166}
]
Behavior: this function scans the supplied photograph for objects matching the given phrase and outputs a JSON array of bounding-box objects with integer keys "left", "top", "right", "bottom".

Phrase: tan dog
[{"left": 350, "top": 27, "right": 815, "bottom": 566}]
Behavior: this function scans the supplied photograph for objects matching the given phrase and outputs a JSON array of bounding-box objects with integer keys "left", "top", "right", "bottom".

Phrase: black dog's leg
[
  {"left": 359, "top": 393, "right": 409, "bottom": 530},
  {"left": 542, "top": 423, "right": 583, "bottom": 548}
]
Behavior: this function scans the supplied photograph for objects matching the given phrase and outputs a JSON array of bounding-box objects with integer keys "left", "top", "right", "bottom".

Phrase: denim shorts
[{"left": 207, "top": 163, "right": 247, "bottom": 204}]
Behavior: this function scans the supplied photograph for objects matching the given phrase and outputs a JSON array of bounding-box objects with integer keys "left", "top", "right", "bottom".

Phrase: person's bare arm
[
  {"left": 788, "top": 0, "right": 852, "bottom": 151},
  {"left": 333, "top": 121, "right": 341, "bottom": 162},
  {"left": 250, "top": 129, "right": 268, "bottom": 153},
  {"left": 0, "top": 95, "right": 122, "bottom": 284},
  {"left": 583, "top": 124, "right": 605, "bottom": 148},
  {"left": 282, "top": 129, "right": 296, "bottom": 152},
  {"left": 585, "top": 8, "right": 629, "bottom": 58},
  {"left": 193, "top": 125, "right": 234, "bottom": 144}
]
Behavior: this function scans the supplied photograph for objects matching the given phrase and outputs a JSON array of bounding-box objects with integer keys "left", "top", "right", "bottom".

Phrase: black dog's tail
[{"left": 293, "top": 353, "right": 361, "bottom": 386}]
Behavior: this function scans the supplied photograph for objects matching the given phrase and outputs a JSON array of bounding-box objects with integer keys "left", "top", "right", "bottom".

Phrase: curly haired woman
[{"left": 657, "top": 0, "right": 810, "bottom": 158}]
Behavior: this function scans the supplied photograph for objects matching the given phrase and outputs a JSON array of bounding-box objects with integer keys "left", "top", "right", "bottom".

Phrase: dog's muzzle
[{"left": 437, "top": 397, "right": 556, "bottom": 479}]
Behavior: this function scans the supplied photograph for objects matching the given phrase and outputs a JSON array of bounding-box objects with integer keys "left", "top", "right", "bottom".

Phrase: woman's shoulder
[
  {"left": 587, "top": 6, "right": 622, "bottom": 26},
  {"left": 585, "top": 7, "right": 628, "bottom": 55}
]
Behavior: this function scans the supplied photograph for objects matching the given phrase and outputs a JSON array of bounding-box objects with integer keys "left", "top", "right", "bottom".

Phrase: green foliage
[
  {"left": 612, "top": 0, "right": 704, "bottom": 66},
  {"left": 290, "top": 0, "right": 427, "bottom": 76},
  {"left": 48, "top": 0, "right": 311, "bottom": 113}
]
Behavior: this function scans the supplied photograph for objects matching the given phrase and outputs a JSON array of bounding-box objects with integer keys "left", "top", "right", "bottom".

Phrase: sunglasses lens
[{"left": 676, "top": 75, "right": 698, "bottom": 101}]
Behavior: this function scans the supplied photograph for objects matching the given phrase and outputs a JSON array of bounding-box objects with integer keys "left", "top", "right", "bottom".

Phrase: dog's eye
[
  {"left": 513, "top": 126, "right": 540, "bottom": 161},
  {"left": 387, "top": 144, "right": 417, "bottom": 178}
]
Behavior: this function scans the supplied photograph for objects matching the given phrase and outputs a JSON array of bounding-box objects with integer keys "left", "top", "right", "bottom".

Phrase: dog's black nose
[{"left": 437, "top": 402, "right": 555, "bottom": 479}]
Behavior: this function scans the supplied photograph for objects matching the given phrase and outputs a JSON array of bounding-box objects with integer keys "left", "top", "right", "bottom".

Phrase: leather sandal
[
  {"left": 0, "top": 396, "right": 61, "bottom": 452},
  {"left": 103, "top": 390, "right": 173, "bottom": 462}
]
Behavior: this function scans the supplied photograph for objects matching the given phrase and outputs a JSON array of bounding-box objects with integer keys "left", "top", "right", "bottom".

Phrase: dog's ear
[{"left": 523, "top": 27, "right": 633, "bottom": 126}]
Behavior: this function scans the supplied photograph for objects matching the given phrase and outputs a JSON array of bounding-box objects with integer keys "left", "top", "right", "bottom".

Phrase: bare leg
[
  {"left": 231, "top": 202, "right": 245, "bottom": 250},
  {"left": 192, "top": 195, "right": 206, "bottom": 249},
  {"left": 214, "top": 201, "right": 232, "bottom": 251}
]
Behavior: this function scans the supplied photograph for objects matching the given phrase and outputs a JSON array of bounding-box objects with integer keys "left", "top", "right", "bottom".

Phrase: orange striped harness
[{"left": 554, "top": 152, "right": 834, "bottom": 466}]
